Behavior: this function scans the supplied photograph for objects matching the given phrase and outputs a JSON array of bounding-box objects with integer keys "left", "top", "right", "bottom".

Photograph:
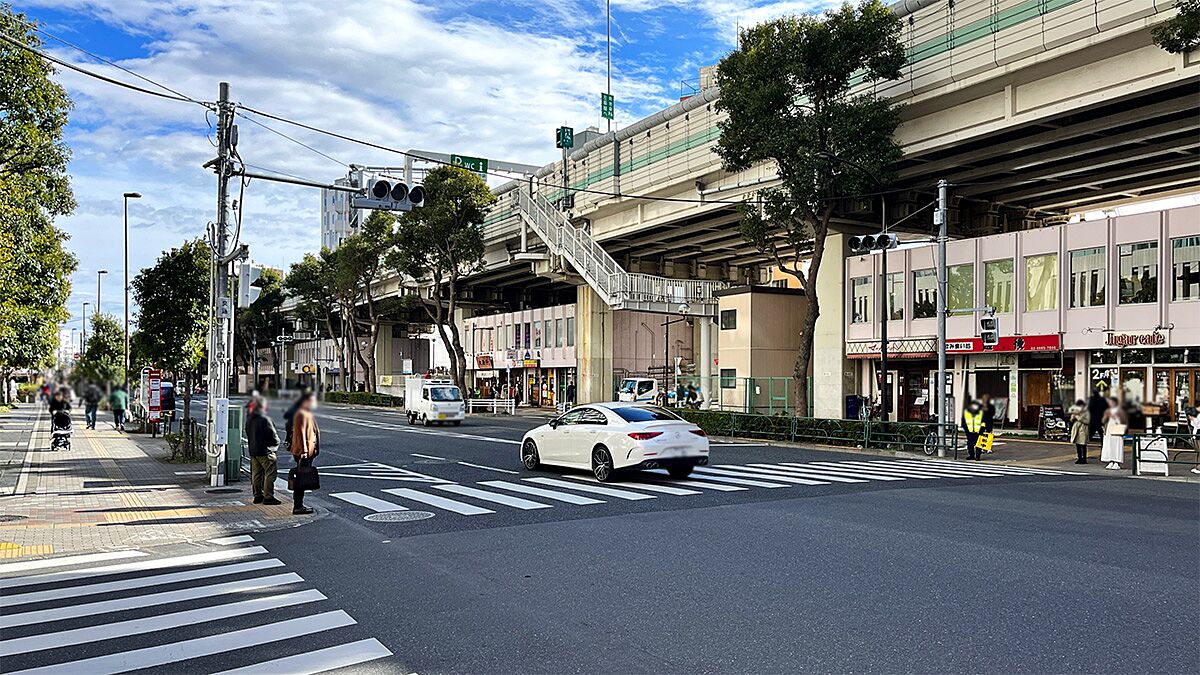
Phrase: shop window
[
  {"left": 1171, "top": 236, "right": 1200, "bottom": 301},
  {"left": 524, "top": 322, "right": 532, "bottom": 349},
  {"left": 886, "top": 273, "right": 903, "bottom": 321},
  {"left": 720, "top": 309, "right": 737, "bottom": 330},
  {"left": 984, "top": 260, "right": 1014, "bottom": 313},
  {"left": 1090, "top": 350, "right": 1118, "bottom": 365},
  {"left": 514, "top": 323, "right": 521, "bottom": 349},
  {"left": 566, "top": 317, "right": 576, "bottom": 346},
  {"left": 947, "top": 264, "right": 974, "bottom": 312},
  {"left": 912, "top": 269, "right": 937, "bottom": 319},
  {"left": 1025, "top": 254, "right": 1058, "bottom": 312},
  {"left": 1069, "top": 247, "right": 1106, "bottom": 308},
  {"left": 556, "top": 318, "right": 564, "bottom": 347},
  {"left": 850, "top": 276, "right": 872, "bottom": 323},
  {"left": 1118, "top": 241, "right": 1158, "bottom": 305},
  {"left": 720, "top": 368, "right": 737, "bottom": 388},
  {"left": 1122, "top": 349, "right": 1152, "bottom": 364},
  {"left": 1155, "top": 348, "right": 1187, "bottom": 364}
]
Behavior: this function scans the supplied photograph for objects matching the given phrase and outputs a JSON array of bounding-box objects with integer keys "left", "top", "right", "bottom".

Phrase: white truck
[
  {"left": 617, "top": 377, "right": 658, "bottom": 403},
  {"left": 404, "top": 377, "right": 466, "bottom": 426}
]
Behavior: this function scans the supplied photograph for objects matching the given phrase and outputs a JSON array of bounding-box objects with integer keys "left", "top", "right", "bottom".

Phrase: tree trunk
[{"left": 792, "top": 212, "right": 831, "bottom": 417}]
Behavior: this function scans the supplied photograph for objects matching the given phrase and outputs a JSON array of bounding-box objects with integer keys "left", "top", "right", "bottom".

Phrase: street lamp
[
  {"left": 96, "top": 269, "right": 108, "bottom": 316},
  {"left": 81, "top": 302, "right": 90, "bottom": 355},
  {"left": 122, "top": 192, "right": 141, "bottom": 388}
]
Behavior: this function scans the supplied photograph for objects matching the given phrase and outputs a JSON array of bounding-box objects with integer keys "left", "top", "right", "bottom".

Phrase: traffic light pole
[{"left": 935, "top": 179, "right": 949, "bottom": 457}]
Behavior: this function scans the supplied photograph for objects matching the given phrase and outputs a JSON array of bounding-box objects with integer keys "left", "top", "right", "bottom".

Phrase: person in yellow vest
[{"left": 962, "top": 398, "right": 985, "bottom": 460}]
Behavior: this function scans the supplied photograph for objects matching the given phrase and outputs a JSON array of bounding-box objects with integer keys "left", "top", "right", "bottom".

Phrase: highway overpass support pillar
[
  {"left": 812, "top": 232, "right": 853, "bottom": 419},
  {"left": 576, "top": 285, "right": 614, "bottom": 404}
]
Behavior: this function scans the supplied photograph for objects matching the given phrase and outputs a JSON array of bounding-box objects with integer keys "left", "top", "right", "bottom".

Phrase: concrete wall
[{"left": 717, "top": 285, "right": 807, "bottom": 411}]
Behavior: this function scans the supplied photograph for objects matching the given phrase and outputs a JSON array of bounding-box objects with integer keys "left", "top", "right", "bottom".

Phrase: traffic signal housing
[
  {"left": 351, "top": 178, "right": 425, "bottom": 212},
  {"left": 848, "top": 233, "right": 899, "bottom": 254},
  {"left": 980, "top": 316, "right": 1000, "bottom": 348},
  {"left": 237, "top": 262, "right": 263, "bottom": 308}
]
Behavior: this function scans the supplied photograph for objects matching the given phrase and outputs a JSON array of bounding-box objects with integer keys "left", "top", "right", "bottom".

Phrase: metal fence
[
  {"left": 673, "top": 408, "right": 960, "bottom": 456},
  {"left": 1130, "top": 433, "right": 1200, "bottom": 477},
  {"left": 617, "top": 375, "right": 798, "bottom": 415}
]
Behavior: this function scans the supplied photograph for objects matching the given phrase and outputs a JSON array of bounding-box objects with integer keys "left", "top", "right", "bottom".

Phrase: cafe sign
[{"left": 1103, "top": 330, "right": 1169, "bottom": 349}]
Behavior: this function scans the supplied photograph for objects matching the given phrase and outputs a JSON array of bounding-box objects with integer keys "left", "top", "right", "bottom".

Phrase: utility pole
[
  {"left": 206, "top": 82, "right": 236, "bottom": 486},
  {"left": 935, "top": 179, "right": 949, "bottom": 457},
  {"left": 606, "top": 0, "right": 612, "bottom": 134}
]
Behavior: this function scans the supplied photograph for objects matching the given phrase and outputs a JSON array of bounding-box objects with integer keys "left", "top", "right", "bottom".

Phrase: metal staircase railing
[{"left": 516, "top": 190, "right": 726, "bottom": 316}]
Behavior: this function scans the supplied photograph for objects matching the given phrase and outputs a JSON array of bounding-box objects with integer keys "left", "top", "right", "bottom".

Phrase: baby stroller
[{"left": 51, "top": 409, "right": 72, "bottom": 451}]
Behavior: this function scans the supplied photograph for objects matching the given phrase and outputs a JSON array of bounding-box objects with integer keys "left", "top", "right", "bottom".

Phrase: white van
[
  {"left": 617, "top": 377, "right": 658, "bottom": 403},
  {"left": 405, "top": 378, "right": 466, "bottom": 426}
]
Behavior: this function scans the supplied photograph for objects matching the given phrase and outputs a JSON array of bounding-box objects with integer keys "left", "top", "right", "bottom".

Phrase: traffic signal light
[
  {"left": 980, "top": 316, "right": 1000, "bottom": 348},
  {"left": 351, "top": 178, "right": 425, "bottom": 212},
  {"left": 848, "top": 233, "right": 899, "bottom": 254},
  {"left": 237, "top": 262, "right": 262, "bottom": 308}
]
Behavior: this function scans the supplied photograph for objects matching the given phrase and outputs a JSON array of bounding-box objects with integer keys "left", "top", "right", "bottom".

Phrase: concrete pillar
[
  {"left": 373, "top": 324, "right": 395, "bottom": 394},
  {"left": 812, "top": 232, "right": 853, "bottom": 418},
  {"left": 576, "top": 285, "right": 613, "bottom": 404},
  {"left": 698, "top": 317, "right": 715, "bottom": 407}
]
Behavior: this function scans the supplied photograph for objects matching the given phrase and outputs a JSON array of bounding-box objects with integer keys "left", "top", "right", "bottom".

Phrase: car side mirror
[{"left": 549, "top": 419, "right": 560, "bottom": 429}]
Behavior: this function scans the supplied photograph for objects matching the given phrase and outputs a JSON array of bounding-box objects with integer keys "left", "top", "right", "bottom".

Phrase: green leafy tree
[
  {"left": 75, "top": 314, "right": 124, "bottom": 386},
  {"left": 0, "top": 5, "right": 77, "bottom": 400},
  {"left": 130, "top": 239, "right": 211, "bottom": 427},
  {"left": 715, "top": 0, "right": 904, "bottom": 415},
  {"left": 234, "top": 267, "right": 286, "bottom": 392},
  {"left": 285, "top": 251, "right": 348, "bottom": 390},
  {"left": 335, "top": 210, "right": 397, "bottom": 392},
  {"left": 389, "top": 166, "right": 495, "bottom": 390},
  {"left": 1153, "top": 0, "right": 1200, "bottom": 53}
]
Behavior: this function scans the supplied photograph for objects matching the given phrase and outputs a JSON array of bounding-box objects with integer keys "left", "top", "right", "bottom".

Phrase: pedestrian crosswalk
[
  {"left": 0, "top": 537, "right": 393, "bottom": 674},
  {"left": 324, "top": 459, "right": 1085, "bottom": 520}
]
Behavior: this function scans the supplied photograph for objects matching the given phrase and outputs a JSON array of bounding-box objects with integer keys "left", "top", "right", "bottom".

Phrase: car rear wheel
[
  {"left": 667, "top": 464, "right": 693, "bottom": 479},
  {"left": 592, "top": 446, "right": 615, "bottom": 482},
  {"left": 521, "top": 440, "right": 540, "bottom": 470}
]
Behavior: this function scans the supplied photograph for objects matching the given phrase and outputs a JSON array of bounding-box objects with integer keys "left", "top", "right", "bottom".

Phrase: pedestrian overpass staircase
[{"left": 515, "top": 189, "right": 726, "bottom": 317}]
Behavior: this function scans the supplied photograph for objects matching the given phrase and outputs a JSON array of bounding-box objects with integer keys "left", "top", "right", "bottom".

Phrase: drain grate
[
  {"left": 0, "top": 514, "right": 28, "bottom": 522},
  {"left": 205, "top": 488, "right": 239, "bottom": 494},
  {"left": 364, "top": 511, "right": 435, "bottom": 523}
]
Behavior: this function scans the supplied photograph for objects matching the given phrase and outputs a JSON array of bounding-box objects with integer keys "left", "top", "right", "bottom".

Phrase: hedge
[
  {"left": 674, "top": 409, "right": 950, "bottom": 453},
  {"left": 323, "top": 391, "right": 400, "bottom": 407}
]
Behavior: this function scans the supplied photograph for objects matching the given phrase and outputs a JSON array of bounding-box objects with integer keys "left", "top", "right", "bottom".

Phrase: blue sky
[{"left": 12, "top": 0, "right": 833, "bottom": 342}]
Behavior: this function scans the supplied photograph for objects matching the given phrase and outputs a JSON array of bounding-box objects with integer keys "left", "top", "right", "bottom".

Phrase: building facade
[
  {"left": 845, "top": 206, "right": 1200, "bottom": 426},
  {"left": 320, "top": 177, "right": 359, "bottom": 250}
]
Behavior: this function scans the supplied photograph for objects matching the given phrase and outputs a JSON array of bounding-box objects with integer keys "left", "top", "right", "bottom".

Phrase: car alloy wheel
[
  {"left": 592, "top": 446, "right": 614, "bottom": 482},
  {"left": 522, "top": 440, "right": 540, "bottom": 470}
]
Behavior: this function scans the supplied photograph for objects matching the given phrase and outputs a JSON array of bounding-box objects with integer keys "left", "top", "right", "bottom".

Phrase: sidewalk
[{"left": 0, "top": 407, "right": 318, "bottom": 560}]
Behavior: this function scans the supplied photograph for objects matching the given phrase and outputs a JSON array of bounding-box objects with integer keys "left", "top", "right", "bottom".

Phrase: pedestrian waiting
[
  {"left": 245, "top": 393, "right": 282, "bottom": 506},
  {"left": 288, "top": 391, "right": 320, "bottom": 515},
  {"left": 962, "top": 397, "right": 985, "bottom": 461},
  {"left": 1068, "top": 399, "right": 1089, "bottom": 464},
  {"left": 1100, "top": 396, "right": 1126, "bottom": 470}
]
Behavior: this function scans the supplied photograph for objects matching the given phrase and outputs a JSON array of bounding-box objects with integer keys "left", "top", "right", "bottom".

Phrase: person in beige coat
[
  {"left": 1068, "top": 399, "right": 1089, "bottom": 464},
  {"left": 288, "top": 392, "right": 319, "bottom": 514}
]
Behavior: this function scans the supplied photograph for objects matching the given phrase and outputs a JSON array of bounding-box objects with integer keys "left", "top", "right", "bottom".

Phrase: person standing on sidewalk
[
  {"left": 1068, "top": 399, "right": 1090, "bottom": 464},
  {"left": 82, "top": 383, "right": 102, "bottom": 430},
  {"left": 962, "top": 398, "right": 984, "bottom": 460},
  {"left": 245, "top": 395, "right": 282, "bottom": 506},
  {"left": 1087, "top": 390, "right": 1107, "bottom": 440},
  {"left": 109, "top": 385, "right": 129, "bottom": 431},
  {"left": 288, "top": 392, "right": 320, "bottom": 515},
  {"left": 1100, "top": 396, "right": 1127, "bottom": 470}
]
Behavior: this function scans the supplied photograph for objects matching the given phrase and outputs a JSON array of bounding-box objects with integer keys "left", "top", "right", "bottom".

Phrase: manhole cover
[
  {"left": 364, "top": 511, "right": 435, "bottom": 523},
  {"left": 205, "top": 488, "right": 239, "bottom": 494},
  {"left": 0, "top": 514, "right": 27, "bottom": 522}
]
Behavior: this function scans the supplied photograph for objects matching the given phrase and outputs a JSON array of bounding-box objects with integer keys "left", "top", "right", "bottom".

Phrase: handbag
[
  {"left": 1107, "top": 422, "right": 1127, "bottom": 436},
  {"left": 287, "top": 464, "right": 320, "bottom": 491}
]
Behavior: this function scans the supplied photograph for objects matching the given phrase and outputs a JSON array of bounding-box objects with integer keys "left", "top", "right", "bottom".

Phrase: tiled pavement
[{"left": 0, "top": 406, "right": 316, "bottom": 560}]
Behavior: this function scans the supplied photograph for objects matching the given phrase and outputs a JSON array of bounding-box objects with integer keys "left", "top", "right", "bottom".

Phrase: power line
[
  {"left": 0, "top": 33, "right": 208, "bottom": 107},
  {"left": 235, "top": 111, "right": 349, "bottom": 168}
]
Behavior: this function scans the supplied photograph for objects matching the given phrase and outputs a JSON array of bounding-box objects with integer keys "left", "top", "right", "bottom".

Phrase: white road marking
[
  {"left": 1, "top": 590, "right": 326, "bottom": 656},
  {"left": 330, "top": 492, "right": 409, "bottom": 512},
  {"left": 525, "top": 477, "right": 656, "bottom": 500},
  {"left": 1, "top": 572, "right": 304, "bottom": 629},
  {"left": 694, "top": 466, "right": 829, "bottom": 486},
  {"left": 208, "top": 535, "right": 255, "bottom": 545},
  {"left": 893, "top": 459, "right": 1084, "bottom": 476},
  {"left": 456, "top": 461, "right": 520, "bottom": 474},
  {"left": 836, "top": 461, "right": 995, "bottom": 478},
  {"left": 0, "top": 547, "right": 270, "bottom": 588},
  {"left": 382, "top": 488, "right": 495, "bottom": 515},
  {"left": 0, "top": 550, "right": 146, "bottom": 575},
  {"left": 0, "top": 559, "right": 286, "bottom": 608},
  {"left": 173, "top": 470, "right": 205, "bottom": 475},
  {"left": 642, "top": 476, "right": 749, "bottom": 491},
  {"left": 213, "top": 638, "right": 393, "bottom": 675},
  {"left": 8, "top": 610, "right": 357, "bottom": 675},
  {"left": 432, "top": 484, "right": 551, "bottom": 510},
  {"left": 778, "top": 463, "right": 907, "bottom": 481},
  {"left": 741, "top": 464, "right": 869, "bottom": 483},
  {"left": 478, "top": 480, "right": 605, "bottom": 505},
  {"left": 568, "top": 475, "right": 702, "bottom": 495},
  {"left": 650, "top": 469, "right": 789, "bottom": 488},
  {"left": 410, "top": 453, "right": 446, "bottom": 460},
  {"left": 809, "top": 461, "right": 948, "bottom": 480}
]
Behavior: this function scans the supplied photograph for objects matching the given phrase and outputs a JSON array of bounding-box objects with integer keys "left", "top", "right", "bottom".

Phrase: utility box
[{"left": 224, "top": 404, "right": 244, "bottom": 482}]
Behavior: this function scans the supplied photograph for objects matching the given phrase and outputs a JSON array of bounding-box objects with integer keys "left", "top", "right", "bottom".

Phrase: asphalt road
[{"left": 6, "top": 400, "right": 1195, "bottom": 673}]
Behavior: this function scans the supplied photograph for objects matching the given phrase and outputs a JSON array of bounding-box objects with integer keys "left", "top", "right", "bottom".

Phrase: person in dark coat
[
  {"left": 245, "top": 395, "right": 281, "bottom": 505},
  {"left": 1088, "top": 390, "right": 1108, "bottom": 440},
  {"left": 82, "top": 383, "right": 102, "bottom": 429},
  {"left": 980, "top": 393, "right": 996, "bottom": 435}
]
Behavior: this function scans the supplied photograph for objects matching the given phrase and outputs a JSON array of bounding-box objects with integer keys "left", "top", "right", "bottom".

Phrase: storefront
[{"left": 1086, "top": 330, "right": 1198, "bottom": 420}]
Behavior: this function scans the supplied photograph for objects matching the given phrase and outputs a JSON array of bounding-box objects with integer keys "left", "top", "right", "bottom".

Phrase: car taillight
[
  {"left": 689, "top": 429, "right": 707, "bottom": 437},
  {"left": 627, "top": 432, "right": 663, "bottom": 440}
]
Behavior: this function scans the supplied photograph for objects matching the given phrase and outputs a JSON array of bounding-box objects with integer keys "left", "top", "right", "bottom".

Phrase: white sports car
[{"left": 520, "top": 403, "right": 710, "bottom": 482}]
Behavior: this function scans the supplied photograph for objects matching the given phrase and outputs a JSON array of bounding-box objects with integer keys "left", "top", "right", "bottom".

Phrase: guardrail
[
  {"left": 467, "top": 398, "right": 516, "bottom": 415},
  {"left": 1131, "top": 433, "right": 1200, "bottom": 477}
]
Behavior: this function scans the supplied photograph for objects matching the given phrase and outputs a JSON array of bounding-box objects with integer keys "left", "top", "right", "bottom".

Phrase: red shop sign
[{"left": 946, "top": 334, "right": 1061, "bottom": 354}]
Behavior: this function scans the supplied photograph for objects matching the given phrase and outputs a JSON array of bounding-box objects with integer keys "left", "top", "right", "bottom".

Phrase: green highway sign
[
  {"left": 556, "top": 126, "right": 574, "bottom": 149},
  {"left": 601, "top": 93, "right": 614, "bottom": 120},
  {"left": 450, "top": 154, "right": 488, "bottom": 175}
]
